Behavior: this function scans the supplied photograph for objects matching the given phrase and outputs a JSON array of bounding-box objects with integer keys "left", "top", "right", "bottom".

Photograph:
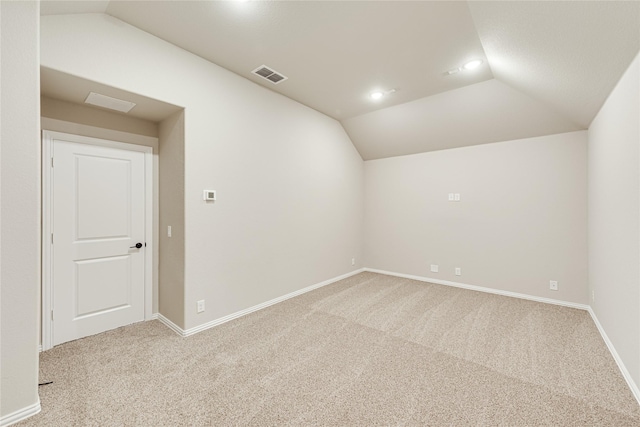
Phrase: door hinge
[
  {"left": 51, "top": 233, "right": 54, "bottom": 244},
  {"left": 51, "top": 310, "right": 54, "bottom": 321},
  {"left": 51, "top": 157, "right": 54, "bottom": 168}
]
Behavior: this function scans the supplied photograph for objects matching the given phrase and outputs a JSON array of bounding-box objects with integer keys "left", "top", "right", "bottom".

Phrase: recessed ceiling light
[
  {"left": 462, "top": 60, "right": 483, "bottom": 70},
  {"left": 370, "top": 89, "right": 396, "bottom": 100}
]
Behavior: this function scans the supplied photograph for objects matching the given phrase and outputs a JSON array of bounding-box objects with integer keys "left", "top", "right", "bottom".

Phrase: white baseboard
[
  {"left": 151, "top": 267, "right": 640, "bottom": 407},
  {"left": 365, "top": 268, "right": 640, "bottom": 405},
  {"left": 157, "top": 269, "right": 365, "bottom": 337},
  {"left": 150, "top": 313, "right": 159, "bottom": 320},
  {"left": 364, "top": 268, "right": 590, "bottom": 311},
  {"left": 38, "top": 344, "right": 42, "bottom": 353},
  {"left": 156, "top": 313, "right": 185, "bottom": 337},
  {"left": 0, "top": 399, "right": 41, "bottom": 427},
  {"left": 587, "top": 307, "right": 640, "bottom": 406}
]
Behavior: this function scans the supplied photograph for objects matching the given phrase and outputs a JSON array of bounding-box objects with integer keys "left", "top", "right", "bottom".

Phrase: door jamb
[{"left": 41, "top": 130, "right": 154, "bottom": 351}]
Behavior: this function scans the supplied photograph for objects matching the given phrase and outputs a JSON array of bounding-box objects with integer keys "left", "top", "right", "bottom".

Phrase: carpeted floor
[{"left": 20, "top": 272, "right": 640, "bottom": 426}]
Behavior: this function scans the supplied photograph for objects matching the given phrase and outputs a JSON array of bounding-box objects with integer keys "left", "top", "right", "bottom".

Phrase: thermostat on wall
[{"left": 203, "top": 190, "right": 216, "bottom": 201}]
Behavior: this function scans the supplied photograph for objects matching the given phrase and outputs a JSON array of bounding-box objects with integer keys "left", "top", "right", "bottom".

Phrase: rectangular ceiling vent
[
  {"left": 84, "top": 92, "right": 136, "bottom": 113},
  {"left": 251, "top": 65, "right": 288, "bottom": 85}
]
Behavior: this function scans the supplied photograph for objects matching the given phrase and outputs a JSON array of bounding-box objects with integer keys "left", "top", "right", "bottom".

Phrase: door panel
[
  {"left": 53, "top": 139, "right": 145, "bottom": 346},
  {"left": 75, "top": 256, "right": 131, "bottom": 318},
  {"left": 76, "top": 154, "right": 131, "bottom": 239}
]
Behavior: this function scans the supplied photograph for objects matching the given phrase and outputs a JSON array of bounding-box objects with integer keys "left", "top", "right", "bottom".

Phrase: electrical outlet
[
  {"left": 351, "top": 258, "right": 355, "bottom": 266},
  {"left": 454, "top": 193, "right": 461, "bottom": 201},
  {"left": 448, "top": 193, "right": 455, "bottom": 201},
  {"left": 167, "top": 225, "right": 172, "bottom": 237},
  {"left": 549, "top": 280, "right": 558, "bottom": 291},
  {"left": 430, "top": 264, "right": 439, "bottom": 273},
  {"left": 455, "top": 267, "right": 461, "bottom": 276},
  {"left": 197, "top": 300, "right": 205, "bottom": 313}
]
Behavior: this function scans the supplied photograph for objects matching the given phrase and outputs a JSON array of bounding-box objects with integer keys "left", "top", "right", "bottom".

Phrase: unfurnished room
[{"left": 1, "top": 1, "right": 640, "bottom": 425}]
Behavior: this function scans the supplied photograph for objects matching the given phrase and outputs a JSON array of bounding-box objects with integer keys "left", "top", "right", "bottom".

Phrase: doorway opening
[
  {"left": 40, "top": 68, "right": 185, "bottom": 350},
  {"left": 42, "top": 131, "right": 153, "bottom": 348}
]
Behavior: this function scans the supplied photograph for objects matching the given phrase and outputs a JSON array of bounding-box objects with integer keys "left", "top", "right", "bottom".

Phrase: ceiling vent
[
  {"left": 251, "top": 65, "right": 288, "bottom": 85},
  {"left": 84, "top": 92, "right": 136, "bottom": 113}
]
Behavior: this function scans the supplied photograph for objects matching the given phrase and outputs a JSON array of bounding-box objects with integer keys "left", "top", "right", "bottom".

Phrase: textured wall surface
[
  {"left": 41, "top": 96, "right": 159, "bottom": 137},
  {"left": 588, "top": 53, "right": 640, "bottom": 387},
  {"left": 158, "top": 111, "right": 185, "bottom": 328},
  {"left": 41, "top": 13, "right": 364, "bottom": 330},
  {"left": 364, "top": 131, "right": 588, "bottom": 305},
  {"left": 1, "top": 0, "right": 41, "bottom": 420}
]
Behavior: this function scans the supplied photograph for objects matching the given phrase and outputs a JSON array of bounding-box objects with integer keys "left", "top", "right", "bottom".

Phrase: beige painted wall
[
  {"left": 41, "top": 14, "right": 364, "bottom": 330},
  {"left": 364, "top": 131, "right": 588, "bottom": 305},
  {"left": 158, "top": 111, "right": 185, "bottom": 328},
  {"left": 0, "top": 0, "right": 41, "bottom": 419},
  {"left": 588, "top": 52, "right": 640, "bottom": 386},
  {"left": 41, "top": 96, "right": 158, "bottom": 137}
]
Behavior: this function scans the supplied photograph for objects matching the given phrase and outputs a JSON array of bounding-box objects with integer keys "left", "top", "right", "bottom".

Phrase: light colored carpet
[{"left": 21, "top": 272, "right": 640, "bottom": 426}]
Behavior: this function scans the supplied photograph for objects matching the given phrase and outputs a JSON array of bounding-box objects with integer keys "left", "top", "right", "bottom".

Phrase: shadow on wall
[{"left": 40, "top": 67, "right": 186, "bottom": 340}]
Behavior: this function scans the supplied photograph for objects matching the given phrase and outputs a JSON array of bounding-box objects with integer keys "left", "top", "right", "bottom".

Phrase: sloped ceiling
[
  {"left": 40, "top": 1, "right": 640, "bottom": 160},
  {"left": 468, "top": 1, "right": 640, "bottom": 129},
  {"left": 104, "top": 0, "right": 493, "bottom": 120},
  {"left": 342, "top": 79, "right": 583, "bottom": 160}
]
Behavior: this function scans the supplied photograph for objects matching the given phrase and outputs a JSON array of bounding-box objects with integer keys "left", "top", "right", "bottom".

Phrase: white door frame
[{"left": 41, "top": 130, "right": 154, "bottom": 351}]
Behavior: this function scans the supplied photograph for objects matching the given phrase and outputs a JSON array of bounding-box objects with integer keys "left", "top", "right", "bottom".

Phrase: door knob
[{"left": 130, "top": 243, "right": 143, "bottom": 249}]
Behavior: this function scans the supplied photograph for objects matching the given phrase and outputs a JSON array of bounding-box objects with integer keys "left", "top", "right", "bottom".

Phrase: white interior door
[{"left": 52, "top": 138, "right": 146, "bottom": 346}]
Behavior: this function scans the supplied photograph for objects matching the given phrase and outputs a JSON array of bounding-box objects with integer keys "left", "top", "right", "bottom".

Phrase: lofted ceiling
[
  {"left": 40, "top": 1, "right": 640, "bottom": 160},
  {"left": 468, "top": 1, "right": 640, "bottom": 129}
]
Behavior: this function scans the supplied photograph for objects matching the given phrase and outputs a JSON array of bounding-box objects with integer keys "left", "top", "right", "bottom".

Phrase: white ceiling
[
  {"left": 468, "top": 1, "right": 640, "bottom": 129},
  {"left": 342, "top": 79, "right": 583, "bottom": 160},
  {"left": 40, "top": 1, "right": 640, "bottom": 160},
  {"left": 104, "top": 1, "right": 493, "bottom": 121}
]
